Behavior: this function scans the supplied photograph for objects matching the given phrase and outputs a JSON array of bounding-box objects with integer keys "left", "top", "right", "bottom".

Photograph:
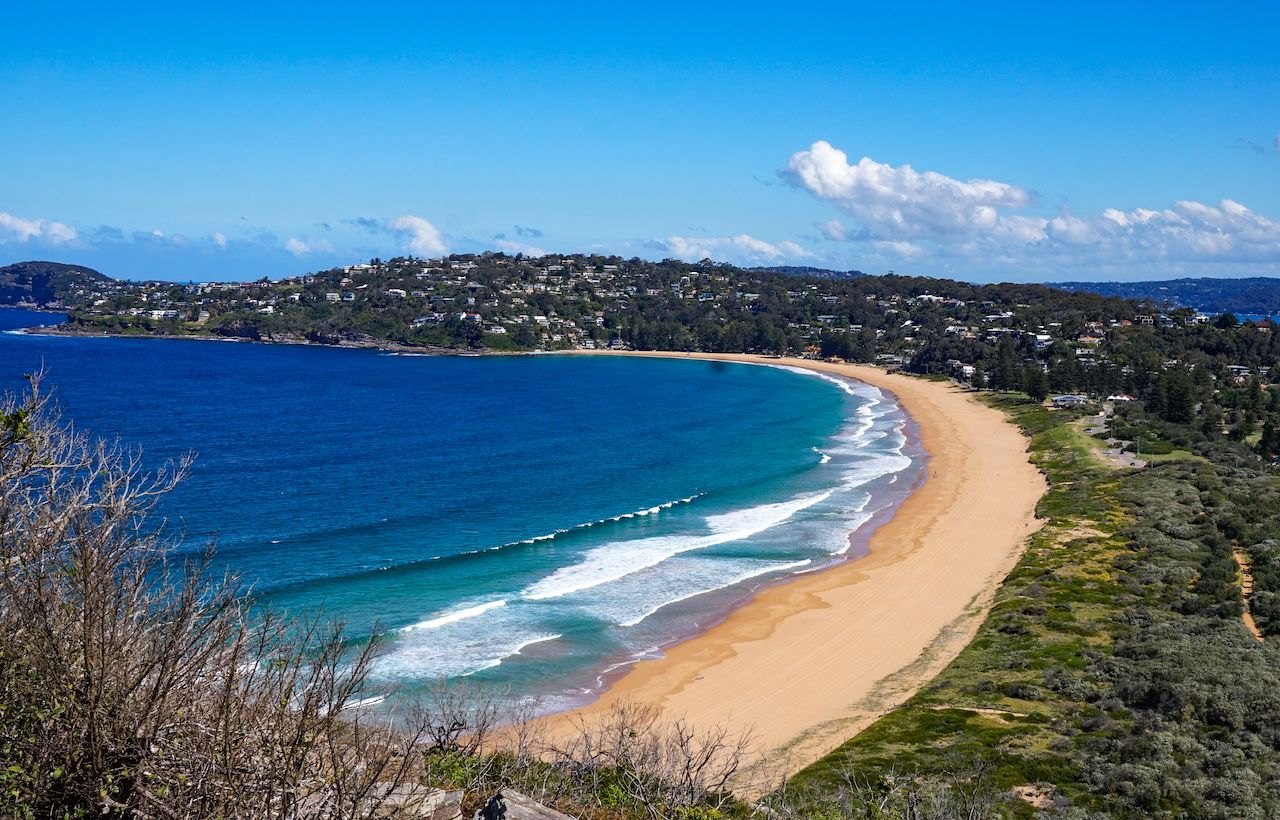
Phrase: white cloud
[
  {"left": 212, "top": 232, "right": 228, "bottom": 249},
  {"left": 0, "top": 211, "right": 77, "bottom": 245},
  {"left": 785, "top": 139, "right": 1280, "bottom": 276},
  {"left": 284, "top": 236, "right": 333, "bottom": 256},
  {"left": 784, "top": 141, "right": 1031, "bottom": 239},
  {"left": 659, "top": 233, "right": 814, "bottom": 264},
  {"left": 495, "top": 239, "right": 547, "bottom": 257},
  {"left": 873, "top": 239, "right": 925, "bottom": 259},
  {"left": 390, "top": 215, "right": 447, "bottom": 256},
  {"left": 818, "top": 219, "right": 848, "bottom": 241}
]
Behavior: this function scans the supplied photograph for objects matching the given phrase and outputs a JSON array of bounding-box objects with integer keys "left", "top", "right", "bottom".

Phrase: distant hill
[
  {"left": 751, "top": 265, "right": 866, "bottom": 279},
  {"left": 0, "top": 261, "right": 113, "bottom": 307},
  {"left": 1049, "top": 277, "right": 1280, "bottom": 316}
]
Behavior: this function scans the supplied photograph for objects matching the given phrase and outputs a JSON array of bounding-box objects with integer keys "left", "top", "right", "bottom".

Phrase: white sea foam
[
  {"left": 376, "top": 622, "right": 562, "bottom": 680},
  {"left": 520, "top": 490, "right": 833, "bottom": 601},
  {"left": 341, "top": 694, "right": 387, "bottom": 711},
  {"left": 838, "top": 453, "right": 914, "bottom": 491},
  {"left": 506, "top": 494, "right": 704, "bottom": 547},
  {"left": 401, "top": 599, "right": 507, "bottom": 632},
  {"left": 617, "top": 558, "right": 813, "bottom": 627},
  {"left": 512, "top": 634, "right": 562, "bottom": 654},
  {"left": 770, "top": 364, "right": 860, "bottom": 397}
]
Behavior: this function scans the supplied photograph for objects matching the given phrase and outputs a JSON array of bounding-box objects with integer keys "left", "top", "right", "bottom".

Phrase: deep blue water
[{"left": 0, "top": 308, "right": 919, "bottom": 709}]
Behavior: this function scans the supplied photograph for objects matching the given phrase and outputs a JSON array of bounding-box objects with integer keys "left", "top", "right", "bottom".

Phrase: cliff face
[{"left": 0, "top": 261, "right": 112, "bottom": 306}]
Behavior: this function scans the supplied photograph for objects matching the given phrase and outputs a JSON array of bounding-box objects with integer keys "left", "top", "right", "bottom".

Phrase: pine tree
[
  {"left": 1163, "top": 369, "right": 1196, "bottom": 424},
  {"left": 994, "top": 336, "right": 1019, "bottom": 392},
  {"left": 1023, "top": 364, "right": 1049, "bottom": 402},
  {"left": 1258, "top": 418, "right": 1280, "bottom": 457}
]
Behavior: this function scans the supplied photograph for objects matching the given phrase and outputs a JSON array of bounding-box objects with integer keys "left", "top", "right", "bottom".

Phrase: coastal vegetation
[{"left": 777, "top": 394, "right": 1280, "bottom": 818}]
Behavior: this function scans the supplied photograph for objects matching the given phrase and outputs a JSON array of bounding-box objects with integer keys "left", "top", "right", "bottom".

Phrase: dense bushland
[{"left": 783, "top": 397, "right": 1280, "bottom": 819}]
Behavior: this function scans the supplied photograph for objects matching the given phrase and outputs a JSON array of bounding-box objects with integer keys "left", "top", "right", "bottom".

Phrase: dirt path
[{"left": 1234, "top": 549, "right": 1265, "bottom": 642}]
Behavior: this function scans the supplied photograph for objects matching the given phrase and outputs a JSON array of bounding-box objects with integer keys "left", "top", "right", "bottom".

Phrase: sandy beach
[{"left": 553, "top": 352, "right": 1047, "bottom": 777}]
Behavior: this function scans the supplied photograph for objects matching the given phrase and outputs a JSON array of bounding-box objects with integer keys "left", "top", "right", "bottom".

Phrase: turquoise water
[{"left": 0, "top": 308, "right": 921, "bottom": 709}]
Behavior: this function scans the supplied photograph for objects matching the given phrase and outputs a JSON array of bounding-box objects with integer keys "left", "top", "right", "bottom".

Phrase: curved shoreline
[{"left": 552, "top": 352, "right": 1047, "bottom": 779}]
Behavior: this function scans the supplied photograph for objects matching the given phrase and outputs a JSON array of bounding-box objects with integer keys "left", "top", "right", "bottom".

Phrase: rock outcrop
[{"left": 473, "top": 788, "right": 575, "bottom": 820}]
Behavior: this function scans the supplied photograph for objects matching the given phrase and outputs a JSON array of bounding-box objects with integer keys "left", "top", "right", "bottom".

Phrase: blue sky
[{"left": 2, "top": 3, "right": 1278, "bottom": 282}]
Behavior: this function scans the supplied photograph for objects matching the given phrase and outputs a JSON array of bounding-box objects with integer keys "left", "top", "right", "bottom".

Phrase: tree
[
  {"left": 1022, "top": 364, "right": 1049, "bottom": 402},
  {"left": 820, "top": 332, "right": 855, "bottom": 360},
  {"left": 1259, "top": 419, "right": 1280, "bottom": 458},
  {"left": 1162, "top": 368, "right": 1196, "bottom": 424},
  {"left": 992, "top": 336, "right": 1020, "bottom": 392}
]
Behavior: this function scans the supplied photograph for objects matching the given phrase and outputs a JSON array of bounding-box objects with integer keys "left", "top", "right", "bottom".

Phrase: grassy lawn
[{"left": 1139, "top": 448, "right": 1207, "bottom": 464}]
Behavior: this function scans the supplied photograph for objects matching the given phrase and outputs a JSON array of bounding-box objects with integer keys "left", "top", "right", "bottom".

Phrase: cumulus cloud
[
  {"left": 495, "top": 239, "right": 547, "bottom": 257},
  {"left": 0, "top": 211, "right": 77, "bottom": 245},
  {"left": 389, "top": 215, "right": 448, "bottom": 256},
  {"left": 212, "top": 232, "right": 228, "bottom": 249},
  {"left": 657, "top": 234, "right": 814, "bottom": 264},
  {"left": 284, "top": 236, "right": 334, "bottom": 256},
  {"left": 514, "top": 225, "right": 544, "bottom": 238},
  {"left": 784, "top": 141, "right": 1031, "bottom": 238},
  {"left": 785, "top": 140, "right": 1280, "bottom": 275},
  {"left": 818, "top": 219, "right": 848, "bottom": 242}
]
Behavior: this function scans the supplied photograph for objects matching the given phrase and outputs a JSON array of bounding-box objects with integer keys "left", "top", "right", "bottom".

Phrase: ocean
[{"left": 0, "top": 307, "right": 922, "bottom": 711}]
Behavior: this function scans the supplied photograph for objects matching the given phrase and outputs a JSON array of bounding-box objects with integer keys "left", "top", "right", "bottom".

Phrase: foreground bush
[{"left": 0, "top": 376, "right": 438, "bottom": 817}]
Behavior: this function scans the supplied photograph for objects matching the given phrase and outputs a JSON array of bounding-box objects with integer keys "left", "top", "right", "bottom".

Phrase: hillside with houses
[{"left": 23, "top": 254, "right": 1280, "bottom": 434}]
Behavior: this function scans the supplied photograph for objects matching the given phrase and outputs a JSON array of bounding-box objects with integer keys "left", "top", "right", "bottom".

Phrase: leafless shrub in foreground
[
  {"left": 550, "top": 700, "right": 753, "bottom": 817},
  {"left": 0, "top": 375, "right": 429, "bottom": 818}
]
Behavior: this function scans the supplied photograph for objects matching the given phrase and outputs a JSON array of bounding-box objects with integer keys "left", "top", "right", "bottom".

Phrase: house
[
  {"left": 1052, "top": 394, "right": 1090, "bottom": 408},
  {"left": 1107, "top": 394, "right": 1137, "bottom": 402},
  {"left": 325, "top": 292, "right": 340, "bottom": 302},
  {"left": 1226, "top": 364, "right": 1254, "bottom": 385},
  {"left": 411, "top": 313, "right": 444, "bottom": 328},
  {"left": 387, "top": 288, "right": 407, "bottom": 298}
]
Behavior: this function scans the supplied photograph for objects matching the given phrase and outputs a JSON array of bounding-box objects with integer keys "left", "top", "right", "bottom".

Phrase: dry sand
[{"left": 551, "top": 352, "right": 1047, "bottom": 777}]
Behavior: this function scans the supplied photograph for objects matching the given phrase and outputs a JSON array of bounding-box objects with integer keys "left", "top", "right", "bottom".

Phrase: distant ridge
[
  {"left": 750, "top": 265, "right": 866, "bottom": 279},
  {"left": 0, "top": 260, "right": 113, "bottom": 307},
  {"left": 1049, "top": 276, "right": 1280, "bottom": 316}
]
